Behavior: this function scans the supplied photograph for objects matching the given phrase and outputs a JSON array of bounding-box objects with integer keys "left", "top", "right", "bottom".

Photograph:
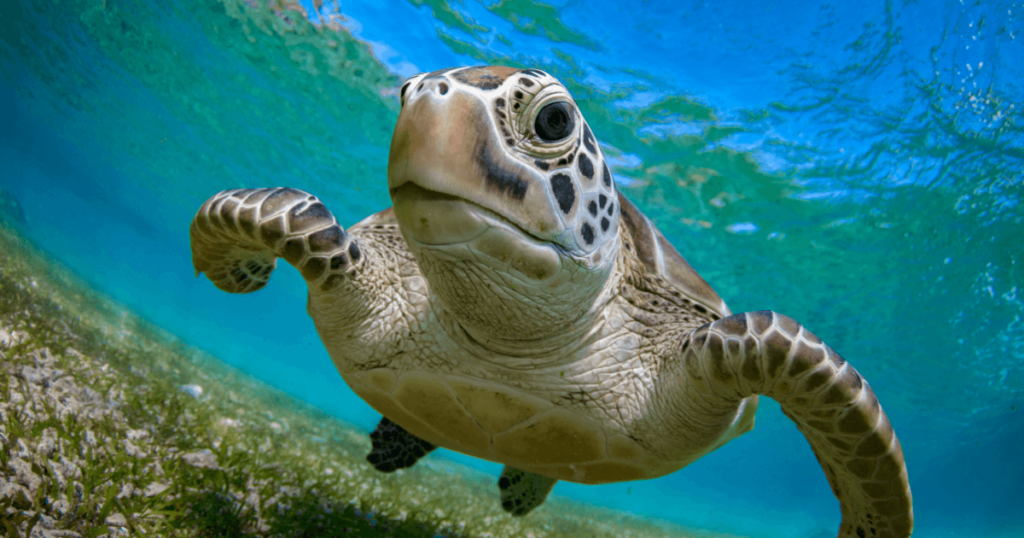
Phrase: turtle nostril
[{"left": 439, "top": 82, "right": 449, "bottom": 95}]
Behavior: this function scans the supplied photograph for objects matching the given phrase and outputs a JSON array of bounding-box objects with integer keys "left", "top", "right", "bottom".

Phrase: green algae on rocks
[{"left": 0, "top": 224, "right": 734, "bottom": 537}]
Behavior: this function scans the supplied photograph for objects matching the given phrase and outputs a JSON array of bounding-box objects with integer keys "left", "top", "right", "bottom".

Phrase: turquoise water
[{"left": 1, "top": 0, "right": 1021, "bottom": 536}]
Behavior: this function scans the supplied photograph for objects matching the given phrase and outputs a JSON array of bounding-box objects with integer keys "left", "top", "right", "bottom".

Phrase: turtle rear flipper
[
  {"left": 497, "top": 467, "right": 557, "bottom": 516},
  {"left": 366, "top": 417, "right": 436, "bottom": 472},
  {"left": 190, "top": 188, "right": 361, "bottom": 294},
  {"left": 686, "top": 311, "right": 913, "bottom": 538}
]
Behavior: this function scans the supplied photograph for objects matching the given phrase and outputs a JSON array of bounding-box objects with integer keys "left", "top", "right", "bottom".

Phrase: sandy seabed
[{"left": 0, "top": 224, "right": 735, "bottom": 538}]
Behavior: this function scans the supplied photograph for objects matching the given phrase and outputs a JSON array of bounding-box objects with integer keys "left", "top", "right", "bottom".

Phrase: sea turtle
[{"left": 189, "top": 66, "right": 913, "bottom": 537}]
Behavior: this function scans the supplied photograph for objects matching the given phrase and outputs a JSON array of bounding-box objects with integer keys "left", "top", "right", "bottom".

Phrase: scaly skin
[{"left": 676, "top": 312, "right": 913, "bottom": 538}]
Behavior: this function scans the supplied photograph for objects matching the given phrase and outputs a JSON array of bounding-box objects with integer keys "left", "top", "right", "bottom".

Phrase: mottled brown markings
[
  {"left": 748, "top": 311, "right": 773, "bottom": 335},
  {"left": 348, "top": 242, "right": 361, "bottom": 261},
  {"left": 308, "top": 226, "right": 344, "bottom": 253},
  {"left": 717, "top": 314, "right": 747, "bottom": 334},
  {"left": 789, "top": 395, "right": 812, "bottom": 407},
  {"left": 861, "top": 482, "right": 891, "bottom": 499},
  {"left": 762, "top": 331, "right": 790, "bottom": 379},
  {"left": 807, "top": 419, "right": 834, "bottom": 433},
  {"left": 726, "top": 338, "right": 742, "bottom": 360},
  {"left": 847, "top": 458, "right": 877, "bottom": 480},
  {"left": 786, "top": 341, "right": 824, "bottom": 377},
  {"left": 282, "top": 238, "right": 305, "bottom": 264},
  {"left": 321, "top": 274, "right": 345, "bottom": 292},
  {"left": 741, "top": 352, "right": 762, "bottom": 383},
  {"left": 817, "top": 383, "right": 849, "bottom": 406},
  {"left": 828, "top": 346, "right": 847, "bottom": 367},
  {"left": 856, "top": 429, "right": 892, "bottom": 458},
  {"left": 872, "top": 497, "right": 904, "bottom": 516},
  {"left": 706, "top": 333, "right": 736, "bottom": 385},
  {"left": 261, "top": 187, "right": 304, "bottom": 216},
  {"left": 288, "top": 202, "right": 332, "bottom": 232},
  {"left": 206, "top": 197, "right": 226, "bottom": 224},
  {"left": 777, "top": 315, "right": 800, "bottom": 336},
  {"left": 301, "top": 257, "right": 326, "bottom": 280},
  {"left": 237, "top": 206, "right": 257, "bottom": 238},
  {"left": 827, "top": 437, "right": 852, "bottom": 451},
  {"left": 837, "top": 405, "right": 875, "bottom": 434},
  {"left": 799, "top": 369, "right": 831, "bottom": 393},
  {"left": 242, "top": 188, "right": 271, "bottom": 205},
  {"left": 219, "top": 196, "right": 240, "bottom": 223},
  {"left": 691, "top": 328, "right": 709, "bottom": 353},
  {"left": 873, "top": 450, "right": 904, "bottom": 480},
  {"left": 194, "top": 212, "right": 214, "bottom": 237},
  {"left": 832, "top": 365, "right": 864, "bottom": 393},
  {"left": 809, "top": 408, "right": 840, "bottom": 419},
  {"left": 260, "top": 216, "right": 286, "bottom": 246}
]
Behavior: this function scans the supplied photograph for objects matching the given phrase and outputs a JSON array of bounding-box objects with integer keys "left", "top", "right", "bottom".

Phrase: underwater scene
[{"left": 1, "top": 0, "right": 1022, "bottom": 536}]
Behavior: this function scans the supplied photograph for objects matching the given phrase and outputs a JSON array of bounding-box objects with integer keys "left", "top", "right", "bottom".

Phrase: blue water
[{"left": 1, "top": 0, "right": 1022, "bottom": 536}]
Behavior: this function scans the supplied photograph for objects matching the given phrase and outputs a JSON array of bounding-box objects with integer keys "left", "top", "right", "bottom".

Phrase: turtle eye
[{"left": 534, "top": 101, "right": 575, "bottom": 142}]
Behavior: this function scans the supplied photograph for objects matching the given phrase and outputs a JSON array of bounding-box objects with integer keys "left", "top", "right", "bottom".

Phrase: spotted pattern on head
[
  {"left": 394, "top": 66, "right": 620, "bottom": 258},
  {"left": 482, "top": 67, "right": 619, "bottom": 254}
]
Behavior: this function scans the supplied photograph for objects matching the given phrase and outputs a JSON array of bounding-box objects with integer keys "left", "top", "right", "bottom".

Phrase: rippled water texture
[{"left": 1, "top": 0, "right": 1021, "bottom": 536}]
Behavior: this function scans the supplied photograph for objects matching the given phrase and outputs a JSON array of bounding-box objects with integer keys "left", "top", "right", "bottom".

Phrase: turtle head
[{"left": 388, "top": 66, "right": 620, "bottom": 341}]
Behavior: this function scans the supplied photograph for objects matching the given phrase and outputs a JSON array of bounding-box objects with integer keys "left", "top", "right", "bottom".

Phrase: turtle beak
[{"left": 387, "top": 77, "right": 572, "bottom": 248}]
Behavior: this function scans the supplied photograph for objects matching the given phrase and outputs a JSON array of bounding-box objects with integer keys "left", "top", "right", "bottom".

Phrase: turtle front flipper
[
  {"left": 497, "top": 467, "right": 557, "bottom": 516},
  {"left": 365, "top": 417, "right": 436, "bottom": 472},
  {"left": 190, "top": 188, "right": 360, "bottom": 293},
  {"left": 684, "top": 311, "right": 913, "bottom": 538}
]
